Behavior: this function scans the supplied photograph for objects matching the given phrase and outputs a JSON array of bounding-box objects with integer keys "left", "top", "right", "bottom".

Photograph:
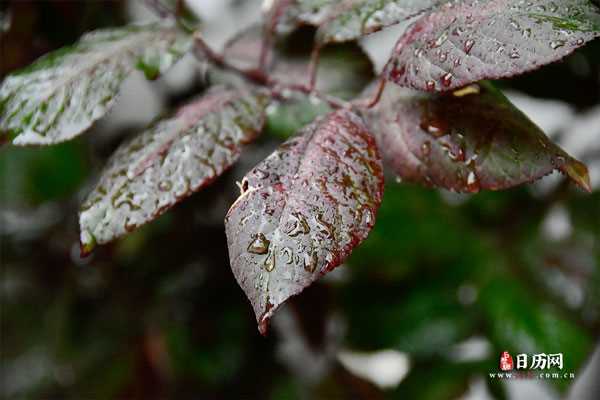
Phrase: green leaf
[
  {"left": 479, "top": 276, "right": 593, "bottom": 390},
  {"left": 364, "top": 81, "right": 591, "bottom": 193},
  {"left": 79, "top": 86, "right": 268, "bottom": 252},
  {"left": 0, "top": 23, "right": 192, "bottom": 146}
]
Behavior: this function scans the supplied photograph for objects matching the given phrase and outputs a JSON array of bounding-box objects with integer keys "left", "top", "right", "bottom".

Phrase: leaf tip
[
  {"left": 561, "top": 160, "right": 592, "bottom": 193},
  {"left": 257, "top": 299, "right": 274, "bottom": 337},
  {"left": 79, "top": 229, "right": 97, "bottom": 257}
]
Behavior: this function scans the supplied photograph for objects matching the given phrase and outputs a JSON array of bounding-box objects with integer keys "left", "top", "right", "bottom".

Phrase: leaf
[
  {"left": 223, "top": 25, "right": 374, "bottom": 98},
  {"left": 265, "top": 0, "right": 337, "bottom": 35},
  {"left": 364, "top": 81, "right": 591, "bottom": 192},
  {"left": 79, "top": 86, "right": 268, "bottom": 253},
  {"left": 225, "top": 109, "right": 384, "bottom": 335},
  {"left": 315, "top": 0, "right": 445, "bottom": 45},
  {"left": 384, "top": 0, "right": 600, "bottom": 92},
  {"left": 0, "top": 23, "right": 192, "bottom": 145}
]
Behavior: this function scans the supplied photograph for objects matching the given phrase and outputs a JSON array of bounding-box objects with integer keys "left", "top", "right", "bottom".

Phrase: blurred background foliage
[{"left": 1, "top": 1, "right": 599, "bottom": 399}]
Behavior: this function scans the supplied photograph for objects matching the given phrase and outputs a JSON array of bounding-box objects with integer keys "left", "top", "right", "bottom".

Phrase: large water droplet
[
  {"left": 264, "top": 249, "right": 276, "bottom": 272},
  {"left": 248, "top": 233, "right": 270, "bottom": 254}
]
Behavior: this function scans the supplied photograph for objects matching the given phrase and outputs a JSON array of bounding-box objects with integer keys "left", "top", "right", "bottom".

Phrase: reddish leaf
[
  {"left": 364, "top": 81, "right": 591, "bottom": 192},
  {"left": 79, "top": 86, "right": 268, "bottom": 253},
  {"left": 225, "top": 110, "right": 384, "bottom": 334},
  {"left": 384, "top": 0, "right": 600, "bottom": 92}
]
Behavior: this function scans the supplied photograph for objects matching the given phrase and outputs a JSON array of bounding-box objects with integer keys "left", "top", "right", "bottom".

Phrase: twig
[{"left": 147, "top": 1, "right": 358, "bottom": 111}]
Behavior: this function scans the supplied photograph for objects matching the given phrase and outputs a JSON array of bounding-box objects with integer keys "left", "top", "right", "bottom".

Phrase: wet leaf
[
  {"left": 315, "top": 0, "right": 445, "bottom": 45},
  {"left": 225, "top": 109, "right": 384, "bottom": 335},
  {"left": 384, "top": 0, "right": 600, "bottom": 91},
  {"left": 365, "top": 81, "right": 591, "bottom": 193},
  {"left": 224, "top": 25, "right": 374, "bottom": 98},
  {"left": 265, "top": 0, "right": 337, "bottom": 35},
  {"left": 79, "top": 86, "right": 268, "bottom": 253},
  {"left": 0, "top": 23, "right": 192, "bottom": 145}
]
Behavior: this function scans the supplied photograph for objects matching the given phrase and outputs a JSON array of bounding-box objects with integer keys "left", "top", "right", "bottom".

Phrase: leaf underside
[
  {"left": 0, "top": 23, "right": 192, "bottom": 145},
  {"left": 385, "top": 0, "right": 600, "bottom": 92},
  {"left": 79, "top": 86, "right": 268, "bottom": 252},
  {"left": 365, "top": 81, "right": 590, "bottom": 193},
  {"left": 225, "top": 109, "right": 384, "bottom": 335}
]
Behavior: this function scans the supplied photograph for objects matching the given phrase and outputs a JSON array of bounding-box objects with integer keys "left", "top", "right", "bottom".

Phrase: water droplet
[
  {"left": 303, "top": 251, "right": 318, "bottom": 273},
  {"left": 314, "top": 213, "right": 333, "bottom": 238},
  {"left": 576, "top": 38, "right": 584, "bottom": 45},
  {"left": 420, "top": 118, "right": 447, "bottom": 138},
  {"left": 522, "top": 28, "right": 532, "bottom": 38},
  {"left": 426, "top": 80, "right": 436, "bottom": 91},
  {"left": 362, "top": 208, "right": 374, "bottom": 225},
  {"left": 464, "top": 39, "right": 475, "bottom": 54},
  {"left": 439, "top": 52, "right": 448, "bottom": 62},
  {"left": 550, "top": 40, "right": 565, "bottom": 49},
  {"left": 441, "top": 72, "right": 453, "bottom": 87},
  {"left": 421, "top": 141, "right": 431, "bottom": 157},
  {"left": 432, "top": 32, "right": 448, "bottom": 48},
  {"left": 467, "top": 171, "right": 480, "bottom": 192},
  {"left": 248, "top": 233, "right": 270, "bottom": 255},
  {"left": 281, "top": 247, "right": 294, "bottom": 264},
  {"left": 285, "top": 212, "right": 310, "bottom": 236},
  {"left": 509, "top": 51, "right": 520, "bottom": 59},
  {"left": 264, "top": 249, "right": 276, "bottom": 272},
  {"left": 453, "top": 58, "right": 461, "bottom": 67},
  {"left": 158, "top": 180, "right": 172, "bottom": 191}
]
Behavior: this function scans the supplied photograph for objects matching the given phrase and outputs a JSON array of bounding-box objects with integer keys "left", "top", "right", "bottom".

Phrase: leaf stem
[{"left": 192, "top": 32, "right": 352, "bottom": 110}]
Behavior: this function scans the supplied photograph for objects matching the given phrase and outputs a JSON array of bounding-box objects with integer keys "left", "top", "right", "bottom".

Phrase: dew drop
[
  {"left": 509, "top": 51, "right": 520, "bottom": 59},
  {"left": 576, "top": 38, "right": 584, "bottom": 45},
  {"left": 464, "top": 39, "right": 475, "bottom": 54},
  {"left": 467, "top": 171, "right": 480, "bottom": 192},
  {"left": 158, "top": 180, "right": 172, "bottom": 191},
  {"left": 285, "top": 212, "right": 310, "bottom": 236},
  {"left": 303, "top": 251, "right": 318, "bottom": 273},
  {"left": 441, "top": 72, "right": 453, "bottom": 87},
  {"left": 426, "top": 80, "right": 436, "bottom": 91},
  {"left": 248, "top": 233, "right": 270, "bottom": 255},
  {"left": 315, "top": 213, "right": 333, "bottom": 238},
  {"left": 421, "top": 141, "right": 431, "bottom": 157},
  {"left": 264, "top": 249, "right": 276, "bottom": 272},
  {"left": 550, "top": 40, "right": 565, "bottom": 49},
  {"left": 281, "top": 247, "right": 294, "bottom": 264}
]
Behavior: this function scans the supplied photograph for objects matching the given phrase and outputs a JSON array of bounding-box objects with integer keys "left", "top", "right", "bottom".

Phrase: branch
[{"left": 192, "top": 32, "right": 352, "bottom": 110}]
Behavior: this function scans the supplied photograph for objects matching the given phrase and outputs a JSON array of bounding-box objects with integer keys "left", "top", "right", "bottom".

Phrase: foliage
[{"left": 1, "top": 0, "right": 600, "bottom": 398}]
